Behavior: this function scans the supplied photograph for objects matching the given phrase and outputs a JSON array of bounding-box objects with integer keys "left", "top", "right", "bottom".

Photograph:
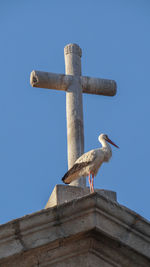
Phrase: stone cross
[{"left": 30, "top": 43, "right": 117, "bottom": 188}]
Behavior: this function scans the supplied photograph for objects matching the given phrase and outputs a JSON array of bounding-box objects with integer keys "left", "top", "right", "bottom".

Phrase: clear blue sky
[{"left": 0, "top": 0, "right": 150, "bottom": 224}]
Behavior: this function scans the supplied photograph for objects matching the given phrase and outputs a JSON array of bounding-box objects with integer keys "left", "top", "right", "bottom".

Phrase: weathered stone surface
[
  {"left": 0, "top": 193, "right": 150, "bottom": 266},
  {"left": 45, "top": 184, "right": 117, "bottom": 208}
]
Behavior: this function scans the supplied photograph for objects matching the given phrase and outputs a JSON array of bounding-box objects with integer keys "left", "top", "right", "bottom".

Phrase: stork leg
[
  {"left": 88, "top": 173, "right": 92, "bottom": 193},
  {"left": 91, "top": 174, "right": 94, "bottom": 193}
]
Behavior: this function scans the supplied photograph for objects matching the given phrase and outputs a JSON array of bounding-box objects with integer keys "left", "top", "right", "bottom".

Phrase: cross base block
[{"left": 45, "top": 184, "right": 117, "bottom": 208}]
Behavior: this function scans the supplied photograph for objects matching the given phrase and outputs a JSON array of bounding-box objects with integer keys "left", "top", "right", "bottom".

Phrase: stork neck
[
  {"left": 101, "top": 139, "right": 107, "bottom": 147},
  {"left": 100, "top": 138, "right": 112, "bottom": 161},
  {"left": 100, "top": 139, "right": 111, "bottom": 151}
]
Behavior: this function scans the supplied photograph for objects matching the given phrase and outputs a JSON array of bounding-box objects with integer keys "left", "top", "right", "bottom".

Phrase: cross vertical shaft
[{"left": 64, "top": 44, "right": 85, "bottom": 188}]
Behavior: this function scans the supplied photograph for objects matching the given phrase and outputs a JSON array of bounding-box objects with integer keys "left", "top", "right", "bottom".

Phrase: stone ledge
[
  {"left": 1, "top": 231, "right": 149, "bottom": 267},
  {"left": 0, "top": 193, "right": 150, "bottom": 265}
]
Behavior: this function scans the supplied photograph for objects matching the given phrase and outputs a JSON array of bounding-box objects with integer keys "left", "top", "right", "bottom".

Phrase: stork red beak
[{"left": 106, "top": 137, "right": 119, "bottom": 148}]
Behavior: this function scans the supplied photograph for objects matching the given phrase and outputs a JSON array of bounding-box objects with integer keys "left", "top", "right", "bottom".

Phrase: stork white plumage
[{"left": 62, "top": 133, "right": 119, "bottom": 192}]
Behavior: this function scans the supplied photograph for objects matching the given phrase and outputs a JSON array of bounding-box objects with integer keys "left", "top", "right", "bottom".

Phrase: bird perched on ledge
[{"left": 62, "top": 133, "right": 119, "bottom": 193}]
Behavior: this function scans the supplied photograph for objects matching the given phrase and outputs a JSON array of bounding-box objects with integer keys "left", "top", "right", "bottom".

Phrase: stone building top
[{"left": 0, "top": 191, "right": 150, "bottom": 266}]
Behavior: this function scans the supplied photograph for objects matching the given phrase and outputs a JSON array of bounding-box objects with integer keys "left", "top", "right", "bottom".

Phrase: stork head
[{"left": 98, "top": 133, "right": 119, "bottom": 148}]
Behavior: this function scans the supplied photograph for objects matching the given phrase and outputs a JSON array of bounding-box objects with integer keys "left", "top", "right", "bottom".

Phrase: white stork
[{"left": 62, "top": 133, "right": 119, "bottom": 192}]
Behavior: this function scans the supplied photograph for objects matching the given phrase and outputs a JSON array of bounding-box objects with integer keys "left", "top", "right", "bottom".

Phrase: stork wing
[
  {"left": 62, "top": 161, "right": 91, "bottom": 184},
  {"left": 75, "top": 149, "right": 98, "bottom": 164},
  {"left": 62, "top": 149, "right": 101, "bottom": 184}
]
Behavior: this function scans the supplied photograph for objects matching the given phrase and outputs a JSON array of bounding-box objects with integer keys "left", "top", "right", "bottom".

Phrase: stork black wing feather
[{"left": 62, "top": 162, "right": 90, "bottom": 184}]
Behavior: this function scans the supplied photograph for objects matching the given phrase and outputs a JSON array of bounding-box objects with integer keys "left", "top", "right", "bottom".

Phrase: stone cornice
[{"left": 0, "top": 192, "right": 150, "bottom": 262}]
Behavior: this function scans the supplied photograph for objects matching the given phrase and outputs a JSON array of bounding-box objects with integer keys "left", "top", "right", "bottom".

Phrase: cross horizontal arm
[
  {"left": 81, "top": 76, "right": 117, "bottom": 96},
  {"left": 30, "top": 70, "right": 117, "bottom": 96}
]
